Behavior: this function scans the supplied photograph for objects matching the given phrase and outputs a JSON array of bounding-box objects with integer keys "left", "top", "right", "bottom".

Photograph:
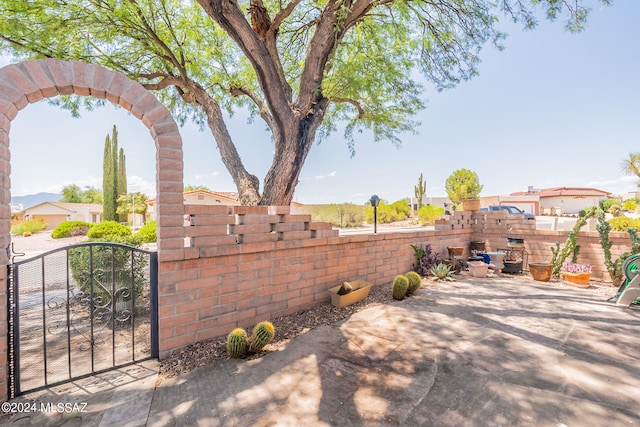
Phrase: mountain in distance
[{"left": 11, "top": 192, "right": 62, "bottom": 210}]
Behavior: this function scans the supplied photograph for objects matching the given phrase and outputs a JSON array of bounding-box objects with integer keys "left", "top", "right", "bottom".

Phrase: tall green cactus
[
  {"left": 226, "top": 328, "right": 248, "bottom": 358},
  {"left": 392, "top": 275, "right": 409, "bottom": 300},
  {"left": 250, "top": 321, "right": 275, "bottom": 352},
  {"left": 405, "top": 271, "right": 422, "bottom": 296},
  {"left": 414, "top": 173, "right": 427, "bottom": 209}
]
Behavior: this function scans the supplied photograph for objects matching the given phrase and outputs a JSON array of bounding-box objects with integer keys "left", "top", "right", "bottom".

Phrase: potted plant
[
  {"left": 445, "top": 168, "right": 483, "bottom": 211},
  {"left": 529, "top": 262, "right": 553, "bottom": 282},
  {"left": 561, "top": 261, "right": 592, "bottom": 287},
  {"left": 328, "top": 280, "right": 372, "bottom": 308}
]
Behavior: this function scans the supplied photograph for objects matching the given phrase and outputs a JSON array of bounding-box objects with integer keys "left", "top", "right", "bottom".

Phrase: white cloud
[{"left": 586, "top": 175, "right": 638, "bottom": 195}]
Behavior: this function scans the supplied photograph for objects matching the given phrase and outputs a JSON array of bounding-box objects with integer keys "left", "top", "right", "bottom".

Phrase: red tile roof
[{"left": 510, "top": 187, "right": 611, "bottom": 198}]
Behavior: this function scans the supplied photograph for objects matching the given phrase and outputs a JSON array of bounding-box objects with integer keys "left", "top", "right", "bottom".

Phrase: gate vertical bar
[
  {"left": 65, "top": 249, "right": 72, "bottom": 379},
  {"left": 40, "top": 257, "right": 48, "bottom": 387},
  {"left": 149, "top": 251, "right": 158, "bottom": 359},
  {"left": 89, "top": 246, "right": 95, "bottom": 373},
  {"left": 130, "top": 250, "right": 135, "bottom": 359}
]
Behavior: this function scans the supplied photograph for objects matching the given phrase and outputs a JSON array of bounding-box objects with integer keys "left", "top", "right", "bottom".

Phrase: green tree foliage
[
  {"left": 445, "top": 169, "right": 483, "bottom": 204},
  {"left": 414, "top": 174, "right": 427, "bottom": 209},
  {"left": 0, "top": 0, "right": 607, "bottom": 205},
  {"left": 103, "top": 128, "right": 116, "bottom": 221},
  {"left": 418, "top": 205, "right": 445, "bottom": 226},
  {"left": 116, "top": 192, "right": 148, "bottom": 223},
  {"left": 60, "top": 184, "right": 83, "bottom": 203},
  {"left": 60, "top": 184, "right": 103, "bottom": 204},
  {"left": 102, "top": 126, "right": 127, "bottom": 221}
]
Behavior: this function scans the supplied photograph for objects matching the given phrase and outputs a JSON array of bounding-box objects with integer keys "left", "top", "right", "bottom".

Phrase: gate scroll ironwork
[{"left": 7, "top": 242, "right": 158, "bottom": 398}]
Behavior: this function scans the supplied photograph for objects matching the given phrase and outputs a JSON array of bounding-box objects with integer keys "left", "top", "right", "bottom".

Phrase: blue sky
[{"left": 3, "top": 0, "right": 639, "bottom": 204}]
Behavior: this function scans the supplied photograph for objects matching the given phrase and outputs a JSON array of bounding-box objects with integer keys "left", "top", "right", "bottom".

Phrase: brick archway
[{"left": 0, "top": 59, "right": 186, "bottom": 401}]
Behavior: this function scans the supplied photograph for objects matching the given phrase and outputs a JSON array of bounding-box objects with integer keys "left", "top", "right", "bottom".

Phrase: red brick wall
[{"left": 157, "top": 208, "right": 636, "bottom": 357}]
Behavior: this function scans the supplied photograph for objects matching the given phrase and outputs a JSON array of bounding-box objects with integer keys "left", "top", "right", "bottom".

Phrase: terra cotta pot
[{"left": 529, "top": 263, "right": 552, "bottom": 282}]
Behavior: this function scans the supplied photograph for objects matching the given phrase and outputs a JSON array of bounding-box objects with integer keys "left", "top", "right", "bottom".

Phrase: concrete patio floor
[{"left": 5, "top": 275, "right": 640, "bottom": 426}]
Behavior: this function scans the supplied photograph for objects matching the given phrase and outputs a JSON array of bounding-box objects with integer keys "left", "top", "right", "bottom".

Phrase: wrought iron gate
[{"left": 7, "top": 242, "right": 158, "bottom": 398}]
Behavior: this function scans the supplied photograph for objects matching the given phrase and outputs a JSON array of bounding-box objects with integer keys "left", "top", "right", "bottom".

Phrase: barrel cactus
[
  {"left": 405, "top": 271, "right": 422, "bottom": 296},
  {"left": 392, "top": 275, "right": 409, "bottom": 300},
  {"left": 250, "top": 321, "right": 275, "bottom": 352},
  {"left": 226, "top": 328, "right": 248, "bottom": 358}
]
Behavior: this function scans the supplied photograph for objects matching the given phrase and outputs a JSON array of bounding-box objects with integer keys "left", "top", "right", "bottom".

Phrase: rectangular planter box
[{"left": 328, "top": 280, "right": 372, "bottom": 308}]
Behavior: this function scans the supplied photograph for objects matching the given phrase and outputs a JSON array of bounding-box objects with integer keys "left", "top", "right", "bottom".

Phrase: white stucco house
[{"left": 509, "top": 187, "right": 611, "bottom": 215}]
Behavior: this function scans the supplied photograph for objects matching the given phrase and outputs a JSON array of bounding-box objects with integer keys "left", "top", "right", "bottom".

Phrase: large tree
[{"left": 0, "top": 0, "right": 609, "bottom": 205}]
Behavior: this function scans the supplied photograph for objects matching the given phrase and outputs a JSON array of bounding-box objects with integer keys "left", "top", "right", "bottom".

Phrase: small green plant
[
  {"left": 11, "top": 219, "right": 47, "bottom": 235},
  {"left": 405, "top": 271, "right": 422, "bottom": 296},
  {"left": 410, "top": 243, "right": 439, "bottom": 276},
  {"left": 87, "top": 221, "right": 132, "bottom": 239},
  {"left": 226, "top": 328, "right": 248, "bottom": 358},
  {"left": 430, "top": 263, "right": 455, "bottom": 281},
  {"left": 51, "top": 221, "right": 94, "bottom": 238},
  {"left": 135, "top": 220, "right": 157, "bottom": 243},
  {"left": 249, "top": 321, "right": 275, "bottom": 352},
  {"left": 392, "top": 275, "right": 409, "bottom": 300}
]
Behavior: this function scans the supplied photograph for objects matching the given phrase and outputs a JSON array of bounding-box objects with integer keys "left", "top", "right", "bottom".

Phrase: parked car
[{"left": 479, "top": 205, "right": 535, "bottom": 220}]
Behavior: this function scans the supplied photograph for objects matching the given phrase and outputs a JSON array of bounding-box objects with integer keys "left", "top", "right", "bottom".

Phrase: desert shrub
[
  {"left": 418, "top": 205, "right": 445, "bottom": 225},
  {"left": 69, "top": 234, "right": 146, "bottom": 303},
  {"left": 600, "top": 199, "right": 621, "bottom": 212},
  {"left": 622, "top": 199, "right": 638, "bottom": 211},
  {"left": 389, "top": 199, "right": 411, "bottom": 220},
  {"left": 135, "top": 220, "right": 157, "bottom": 243},
  {"left": 608, "top": 216, "right": 640, "bottom": 232},
  {"left": 365, "top": 199, "right": 410, "bottom": 224},
  {"left": 308, "top": 204, "right": 365, "bottom": 228},
  {"left": 87, "top": 221, "right": 132, "bottom": 239},
  {"left": 51, "top": 221, "right": 94, "bottom": 238},
  {"left": 11, "top": 219, "right": 47, "bottom": 235}
]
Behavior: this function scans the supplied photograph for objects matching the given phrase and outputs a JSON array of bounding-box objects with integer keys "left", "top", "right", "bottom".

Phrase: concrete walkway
[{"left": 4, "top": 276, "right": 640, "bottom": 426}]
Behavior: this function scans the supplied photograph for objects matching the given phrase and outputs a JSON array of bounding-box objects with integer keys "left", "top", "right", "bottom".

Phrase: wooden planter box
[{"left": 328, "top": 280, "right": 372, "bottom": 308}]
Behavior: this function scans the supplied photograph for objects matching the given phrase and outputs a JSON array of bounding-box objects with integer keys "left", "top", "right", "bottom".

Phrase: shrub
[
  {"left": 418, "top": 205, "right": 445, "bottom": 225},
  {"left": 365, "top": 199, "right": 410, "bottom": 224},
  {"left": 51, "top": 221, "right": 94, "bottom": 238},
  {"left": 135, "top": 221, "right": 157, "bottom": 243},
  {"left": 411, "top": 243, "right": 439, "bottom": 276},
  {"left": 87, "top": 221, "right": 132, "bottom": 239},
  {"left": 307, "top": 204, "right": 365, "bottom": 228},
  {"left": 11, "top": 219, "right": 47, "bottom": 235},
  {"left": 622, "top": 199, "right": 638, "bottom": 211},
  {"left": 68, "top": 235, "right": 146, "bottom": 304},
  {"left": 600, "top": 198, "right": 621, "bottom": 212},
  {"left": 608, "top": 216, "right": 640, "bottom": 232},
  {"left": 445, "top": 168, "right": 483, "bottom": 204}
]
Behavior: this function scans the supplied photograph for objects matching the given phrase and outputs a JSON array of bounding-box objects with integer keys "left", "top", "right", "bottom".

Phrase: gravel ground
[{"left": 9, "top": 231, "right": 88, "bottom": 258}]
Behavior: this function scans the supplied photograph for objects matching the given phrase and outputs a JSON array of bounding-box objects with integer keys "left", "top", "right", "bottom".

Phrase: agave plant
[{"left": 430, "top": 263, "right": 455, "bottom": 281}]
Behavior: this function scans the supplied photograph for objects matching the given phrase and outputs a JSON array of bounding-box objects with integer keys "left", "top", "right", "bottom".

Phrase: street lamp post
[{"left": 370, "top": 194, "right": 380, "bottom": 234}]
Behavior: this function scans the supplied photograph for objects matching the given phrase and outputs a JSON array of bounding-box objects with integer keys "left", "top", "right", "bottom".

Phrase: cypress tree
[
  {"left": 118, "top": 147, "right": 127, "bottom": 222},
  {"left": 102, "top": 125, "right": 120, "bottom": 221}
]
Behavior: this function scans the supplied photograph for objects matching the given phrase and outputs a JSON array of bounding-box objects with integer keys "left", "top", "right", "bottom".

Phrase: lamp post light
[{"left": 370, "top": 194, "right": 380, "bottom": 234}]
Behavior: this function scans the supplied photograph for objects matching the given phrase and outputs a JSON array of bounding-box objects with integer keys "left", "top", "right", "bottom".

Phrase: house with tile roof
[{"left": 509, "top": 187, "right": 611, "bottom": 215}]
